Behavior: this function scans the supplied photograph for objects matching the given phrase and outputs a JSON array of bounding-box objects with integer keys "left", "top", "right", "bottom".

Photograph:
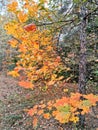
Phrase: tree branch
[
  {"left": 36, "top": 18, "right": 76, "bottom": 26},
  {"left": 84, "top": 7, "right": 98, "bottom": 20}
]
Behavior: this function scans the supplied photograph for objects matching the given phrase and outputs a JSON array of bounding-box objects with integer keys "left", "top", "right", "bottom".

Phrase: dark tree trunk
[
  {"left": 78, "top": 3, "right": 87, "bottom": 129},
  {"left": 79, "top": 4, "right": 87, "bottom": 94}
]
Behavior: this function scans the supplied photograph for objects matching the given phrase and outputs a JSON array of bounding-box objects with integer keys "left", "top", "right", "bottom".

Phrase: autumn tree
[{"left": 4, "top": 0, "right": 98, "bottom": 129}]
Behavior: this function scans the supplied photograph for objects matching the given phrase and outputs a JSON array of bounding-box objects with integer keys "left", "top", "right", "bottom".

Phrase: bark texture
[
  {"left": 78, "top": 3, "right": 87, "bottom": 129},
  {"left": 79, "top": 4, "right": 87, "bottom": 94}
]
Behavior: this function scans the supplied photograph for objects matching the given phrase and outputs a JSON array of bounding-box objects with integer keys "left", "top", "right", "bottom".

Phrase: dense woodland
[{"left": 0, "top": 0, "right": 98, "bottom": 130}]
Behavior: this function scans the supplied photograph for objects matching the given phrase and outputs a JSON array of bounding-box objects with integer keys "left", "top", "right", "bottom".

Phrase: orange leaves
[
  {"left": 8, "top": 39, "right": 18, "bottom": 48},
  {"left": 52, "top": 94, "right": 98, "bottom": 123},
  {"left": 17, "top": 11, "right": 28, "bottom": 23},
  {"left": 28, "top": 106, "right": 38, "bottom": 116},
  {"left": 84, "top": 93, "right": 98, "bottom": 106},
  {"left": 81, "top": 106, "right": 90, "bottom": 115},
  {"left": 19, "top": 44, "right": 27, "bottom": 53},
  {"left": 18, "top": 80, "right": 34, "bottom": 89},
  {"left": 32, "top": 42, "right": 39, "bottom": 49},
  {"left": 5, "top": 0, "right": 66, "bottom": 91},
  {"left": 47, "top": 80, "right": 55, "bottom": 86},
  {"left": 28, "top": 107, "right": 38, "bottom": 128},
  {"left": 4, "top": 4, "right": 64, "bottom": 89},
  {"left": 5, "top": 0, "right": 98, "bottom": 128},
  {"left": 43, "top": 113, "right": 51, "bottom": 119},
  {"left": 32, "top": 117, "right": 38, "bottom": 128},
  {"left": 24, "top": 23, "right": 37, "bottom": 32},
  {"left": 7, "top": 1, "right": 18, "bottom": 13},
  {"left": 37, "top": 109, "right": 44, "bottom": 115},
  {"left": 27, "top": 93, "right": 98, "bottom": 126},
  {"left": 55, "top": 97, "right": 69, "bottom": 107}
]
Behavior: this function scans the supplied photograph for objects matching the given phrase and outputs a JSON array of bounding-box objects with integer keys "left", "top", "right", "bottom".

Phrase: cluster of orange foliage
[
  {"left": 27, "top": 93, "right": 98, "bottom": 128},
  {"left": 5, "top": 0, "right": 98, "bottom": 129},
  {"left": 5, "top": 0, "right": 65, "bottom": 89}
]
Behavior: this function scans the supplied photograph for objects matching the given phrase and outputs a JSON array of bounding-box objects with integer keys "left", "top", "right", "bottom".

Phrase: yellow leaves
[
  {"left": 33, "top": 42, "right": 39, "bottom": 49},
  {"left": 4, "top": 21, "right": 19, "bottom": 37},
  {"left": 8, "top": 70, "right": 20, "bottom": 77},
  {"left": 17, "top": 11, "right": 28, "bottom": 23},
  {"left": 54, "top": 111, "right": 70, "bottom": 123},
  {"left": 24, "top": 1, "right": 39, "bottom": 17},
  {"left": 8, "top": 39, "right": 18, "bottom": 48},
  {"left": 41, "top": 66, "right": 48, "bottom": 74},
  {"left": 70, "top": 115, "right": 79, "bottom": 123},
  {"left": 18, "top": 80, "right": 34, "bottom": 89},
  {"left": 7, "top": 1, "right": 18, "bottom": 13},
  {"left": 4, "top": 4, "right": 64, "bottom": 88},
  {"left": 5, "top": 0, "right": 98, "bottom": 127},
  {"left": 63, "top": 89, "right": 68, "bottom": 93},
  {"left": 51, "top": 74, "right": 57, "bottom": 80}
]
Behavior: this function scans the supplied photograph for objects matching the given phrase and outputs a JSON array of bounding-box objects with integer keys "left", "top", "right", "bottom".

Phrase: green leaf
[
  {"left": 58, "top": 105, "right": 70, "bottom": 113},
  {"left": 82, "top": 100, "right": 91, "bottom": 107}
]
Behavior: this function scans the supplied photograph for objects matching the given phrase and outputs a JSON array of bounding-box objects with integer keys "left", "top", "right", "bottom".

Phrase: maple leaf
[
  {"left": 8, "top": 39, "right": 18, "bottom": 48},
  {"left": 17, "top": 11, "right": 28, "bottom": 23},
  {"left": 47, "top": 101, "right": 53, "bottom": 110},
  {"left": 19, "top": 44, "right": 27, "bottom": 53},
  {"left": 37, "top": 110, "right": 44, "bottom": 115},
  {"left": 81, "top": 106, "right": 90, "bottom": 115},
  {"left": 84, "top": 94, "right": 98, "bottom": 106},
  {"left": 39, "top": 104, "right": 46, "bottom": 109},
  {"left": 33, "top": 42, "right": 39, "bottom": 49},
  {"left": 33, "top": 117, "right": 38, "bottom": 128},
  {"left": 7, "top": 1, "right": 18, "bottom": 12},
  {"left": 55, "top": 97, "right": 69, "bottom": 107},
  {"left": 24, "top": 23, "right": 36, "bottom": 32},
  {"left": 7, "top": 71, "right": 20, "bottom": 77},
  {"left": 70, "top": 115, "right": 79, "bottom": 123},
  {"left": 54, "top": 111, "right": 70, "bottom": 123},
  {"left": 70, "top": 92, "right": 82, "bottom": 101},
  {"left": 18, "top": 80, "right": 34, "bottom": 89},
  {"left": 47, "top": 80, "right": 55, "bottom": 86},
  {"left": 28, "top": 107, "right": 37, "bottom": 116},
  {"left": 43, "top": 113, "right": 51, "bottom": 119}
]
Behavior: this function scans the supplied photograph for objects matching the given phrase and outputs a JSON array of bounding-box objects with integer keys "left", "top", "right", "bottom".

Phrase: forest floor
[{"left": 0, "top": 69, "right": 98, "bottom": 130}]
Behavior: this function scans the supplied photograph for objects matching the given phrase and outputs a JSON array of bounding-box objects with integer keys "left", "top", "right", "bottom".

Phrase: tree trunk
[
  {"left": 79, "top": 4, "right": 87, "bottom": 94},
  {"left": 78, "top": 3, "right": 87, "bottom": 129}
]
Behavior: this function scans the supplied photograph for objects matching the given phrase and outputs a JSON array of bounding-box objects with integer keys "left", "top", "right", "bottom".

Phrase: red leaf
[{"left": 24, "top": 23, "right": 36, "bottom": 32}]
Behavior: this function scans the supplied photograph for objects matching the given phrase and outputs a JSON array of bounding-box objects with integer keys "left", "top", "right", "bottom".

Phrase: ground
[{"left": 0, "top": 70, "right": 98, "bottom": 130}]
